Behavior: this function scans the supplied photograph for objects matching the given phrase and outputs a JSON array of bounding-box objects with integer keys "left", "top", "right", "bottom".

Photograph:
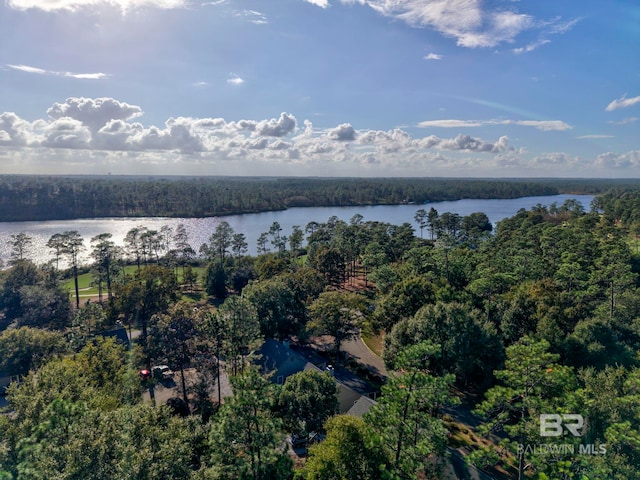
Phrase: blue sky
[{"left": 0, "top": 0, "right": 639, "bottom": 177}]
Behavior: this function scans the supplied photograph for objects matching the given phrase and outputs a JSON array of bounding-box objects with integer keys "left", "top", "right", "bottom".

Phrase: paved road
[{"left": 342, "top": 336, "right": 388, "bottom": 380}]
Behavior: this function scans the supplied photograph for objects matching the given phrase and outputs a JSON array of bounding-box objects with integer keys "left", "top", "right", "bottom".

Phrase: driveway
[{"left": 342, "top": 336, "right": 388, "bottom": 380}]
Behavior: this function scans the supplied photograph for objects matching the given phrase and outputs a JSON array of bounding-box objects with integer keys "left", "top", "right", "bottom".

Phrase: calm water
[{"left": 0, "top": 194, "right": 594, "bottom": 265}]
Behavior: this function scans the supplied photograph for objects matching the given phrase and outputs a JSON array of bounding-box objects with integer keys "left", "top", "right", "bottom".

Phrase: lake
[{"left": 0, "top": 194, "right": 594, "bottom": 265}]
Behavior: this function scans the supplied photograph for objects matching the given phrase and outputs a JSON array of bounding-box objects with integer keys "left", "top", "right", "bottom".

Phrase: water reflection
[{"left": 0, "top": 194, "right": 594, "bottom": 266}]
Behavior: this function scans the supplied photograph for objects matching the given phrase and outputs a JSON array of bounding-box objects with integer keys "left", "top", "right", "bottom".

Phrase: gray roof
[{"left": 255, "top": 339, "right": 376, "bottom": 417}]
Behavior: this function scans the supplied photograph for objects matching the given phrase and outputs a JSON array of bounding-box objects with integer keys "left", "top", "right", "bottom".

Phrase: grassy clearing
[
  {"left": 362, "top": 332, "right": 384, "bottom": 357},
  {"left": 64, "top": 265, "right": 206, "bottom": 298}
]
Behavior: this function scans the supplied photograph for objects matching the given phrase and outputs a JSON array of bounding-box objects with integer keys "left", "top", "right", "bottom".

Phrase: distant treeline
[{"left": 0, "top": 175, "right": 638, "bottom": 222}]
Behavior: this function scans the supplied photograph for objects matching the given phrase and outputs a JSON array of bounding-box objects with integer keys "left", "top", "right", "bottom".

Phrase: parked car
[{"left": 152, "top": 365, "right": 174, "bottom": 380}]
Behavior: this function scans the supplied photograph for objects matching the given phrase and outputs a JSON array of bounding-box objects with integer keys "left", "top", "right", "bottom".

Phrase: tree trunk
[{"left": 73, "top": 265, "right": 80, "bottom": 309}]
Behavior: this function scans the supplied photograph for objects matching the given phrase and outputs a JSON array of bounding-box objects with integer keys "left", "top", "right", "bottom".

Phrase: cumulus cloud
[
  {"left": 424, "top": 53, "right": 443, "bottom": 60},
  {"left": 532, "top": 152, "right": 581, "bottom": 166},
  {"left": 0, "top": 112, "right": 33, "bottom": 146},
  {"left": 418, "top": 118, "right": 572, "bottom": 131},
  {"left": 606, "top": 95, "right": 640, "bottom": 112},
  {"left": 41, "top": 117, "right": 92, "bottom": 149},
  {"left": 595, "top": 151, "right": 640, "bottom": 169},
  {"left": 6, "top": 64, "right": 109, "bottom": 80},
  {"left": 439, "top": 134, "right": 511, "bottom": 153},
  {"left": 327, "top": 123, "right": 356, "bottom": 141},
  {"left": 255, "top": 113, "right": 297, "bottom": 137},
  {"left": 6, "top": 0, "right": 184, "bottom": 12},
  {"left": 48, "top": 97, "right": 142, "bottom": 134},
  {"left": 12, "top": 96, "right": 640, "bottom": 177}
]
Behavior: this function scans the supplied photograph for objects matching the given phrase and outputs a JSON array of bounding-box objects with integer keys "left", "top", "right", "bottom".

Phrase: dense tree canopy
[{"left": 1, "top": 185, "right": 640, "bottom": 480}]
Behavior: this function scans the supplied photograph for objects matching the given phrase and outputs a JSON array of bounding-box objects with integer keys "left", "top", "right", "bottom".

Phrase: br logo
[{"left": 539, "top": 414, "right": 584, "bottom": 437}]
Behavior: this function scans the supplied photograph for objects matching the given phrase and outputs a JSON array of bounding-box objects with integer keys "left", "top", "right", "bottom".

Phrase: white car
[{"left": 152, "top": 365, "right": 174, "bottom": 380}]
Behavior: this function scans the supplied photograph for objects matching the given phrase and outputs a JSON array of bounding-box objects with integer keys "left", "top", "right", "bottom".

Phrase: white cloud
[
  {"left": 418, "top": 118, "right": 572, "bottom": 131},
  {"left": 438, "top": 134, "right": 511, "bottom": 153},
  {"left": 606, "top": 95, "right": 640, "bottom": 112},
  {"left": 255, "top": 113, "right": 297, "bottom": 137},
  {"left": 348, "top": 0, "right": 532, "bottom": 48},
  {"left": 6, "top": 64, "right": 109, "bottom": 80},
  {"left": 6, "top": 0, "right": 184, "bottom": 12},
  {"left": 609, "top": 117, "right": 638, "bottom": 125},
  {"left": 227, "top": 74, "right": 245, "bottom": 85},
  {"left": 4, "top": 97, "right": 638, "bottom": 176},
  {"left": 305, "top": 0, "right": 330, "bottom": 7},
  {"left": 0, "top": 112, "right": 33, "bottom": 146},
  {"left": 66, "top": 72, "right": 109, "bottom": 79},
  {"left": 7, "top": 64, "right": 47, "bottom": 74},
  {"left": 234, "top": 9, "right": 268, "bottom": 24},
  {"left": 532, "top": 152, "right": 581, "bottom": 166},
  {"left": 424, "top": 53, "right": 443, "bottom": 60},
  {"left": 327, "top": 123, "right": 356, "bottom": 141},
  {"left": 41, "top": 117, "right": 92, "bottom": 149},
  {"left": 47, "top": 97, "right": 143, "bottom": 132},
  {"left": 418, "top": 119, "right": 483, "bottom": 128},
  {"left": 513, "top": 39, "right": 550, "bottom": 54},
  {"left": 595, "top": 151, "right": 640, "bottom": 169},
  {"left": 576, "top": 134, "right": 614, "bottom": 139},
  {"left": 511, "top": 120, "right": 571, "bottom": 131}
]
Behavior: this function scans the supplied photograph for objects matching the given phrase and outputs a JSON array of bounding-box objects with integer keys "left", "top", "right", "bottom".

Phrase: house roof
[
  {"left": 98, "top": 326, "right": 130, "bottom": 349},
  {"left": 345, "top": 395, "right": 377, "bottom": 417},
  {"left": 255, "top": 339, "right": 376, "bottom": 417}
]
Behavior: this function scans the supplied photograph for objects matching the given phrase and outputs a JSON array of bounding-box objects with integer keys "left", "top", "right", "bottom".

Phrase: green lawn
[{"left": 64, "top": 265, "right": 205, "bottom": 298}]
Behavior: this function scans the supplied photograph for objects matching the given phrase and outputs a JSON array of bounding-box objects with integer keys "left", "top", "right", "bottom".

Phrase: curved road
[{"left": 342, "top": 336, "right": 388, "bottom": 380}]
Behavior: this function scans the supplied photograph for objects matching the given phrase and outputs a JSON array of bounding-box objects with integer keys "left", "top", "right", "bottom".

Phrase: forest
[
  {"left": 1, "top": 174, "right": 639, "bottom": 221},
  {"left": 1, "top": 186, "right": 640, "bottom": 479}
]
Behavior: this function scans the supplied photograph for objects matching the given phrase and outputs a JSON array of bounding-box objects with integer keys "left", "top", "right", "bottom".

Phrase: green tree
[
  {"left": 46, "top": 232, "right": 66, "bottom": 271},
  {"left": 308, "top": 291, "right": 368, "bottom": 367},
  {"left": 218, "top": 296, "right": 262, "bottom": 375},
  {"left": 311, "top": 246, "right": 345, "bottom": 287},
  {"left": 299, "top": 415, "right": 392, "bottom": 480},
  {"left": 90, "top": 232, "right": 120, "bottom": 302},
  {"left": 373, "top": 276, "right": 435, "bottom": 332},
  {"left": 59, "top": 230, "right": 84, "bottom": 309},
  {"left": 0, "top": 259, "right": 40, "bottom": 323},
  {"left": 367, "top": 342, "right": 457, "bottom": 479},
  {"left": 205, "top": 261, "right": 228, "bottom": 299},
  {"left": 110, "top": 266, "right": 179, "bottom": 367},
  {"left": 475, "top": 337, "right": 576, "bottom": 480},
  {"left": 243, "top": 279, "right": 304, "bottom": 339},
  {"left": 413, "top": 208, "right": 427, "bottom": 239},
  {"left": 0, "top": 327, "right": 67, "bottom": 379},
  {"left": 277, "top": 370, "right": 338, "bottom": 437},
  {"left": 148, "top": 302, "right": 199, "bottom": 406},
  {"left": 8, "top": 232, "right": 33, "bottom": 264},
  {"left": 207, "top": 368, "right": 291, "bottom": 480},
  {"left": 384, "top": 301, "right": 502, "bottom": 387},
  {"left": 289, "top": 225, "right": 304, "bottom": 256}
]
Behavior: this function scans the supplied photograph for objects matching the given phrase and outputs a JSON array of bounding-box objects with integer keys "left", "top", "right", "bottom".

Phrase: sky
[{"left": 0, "top": 0, "right": 639, "bottom": 178}]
